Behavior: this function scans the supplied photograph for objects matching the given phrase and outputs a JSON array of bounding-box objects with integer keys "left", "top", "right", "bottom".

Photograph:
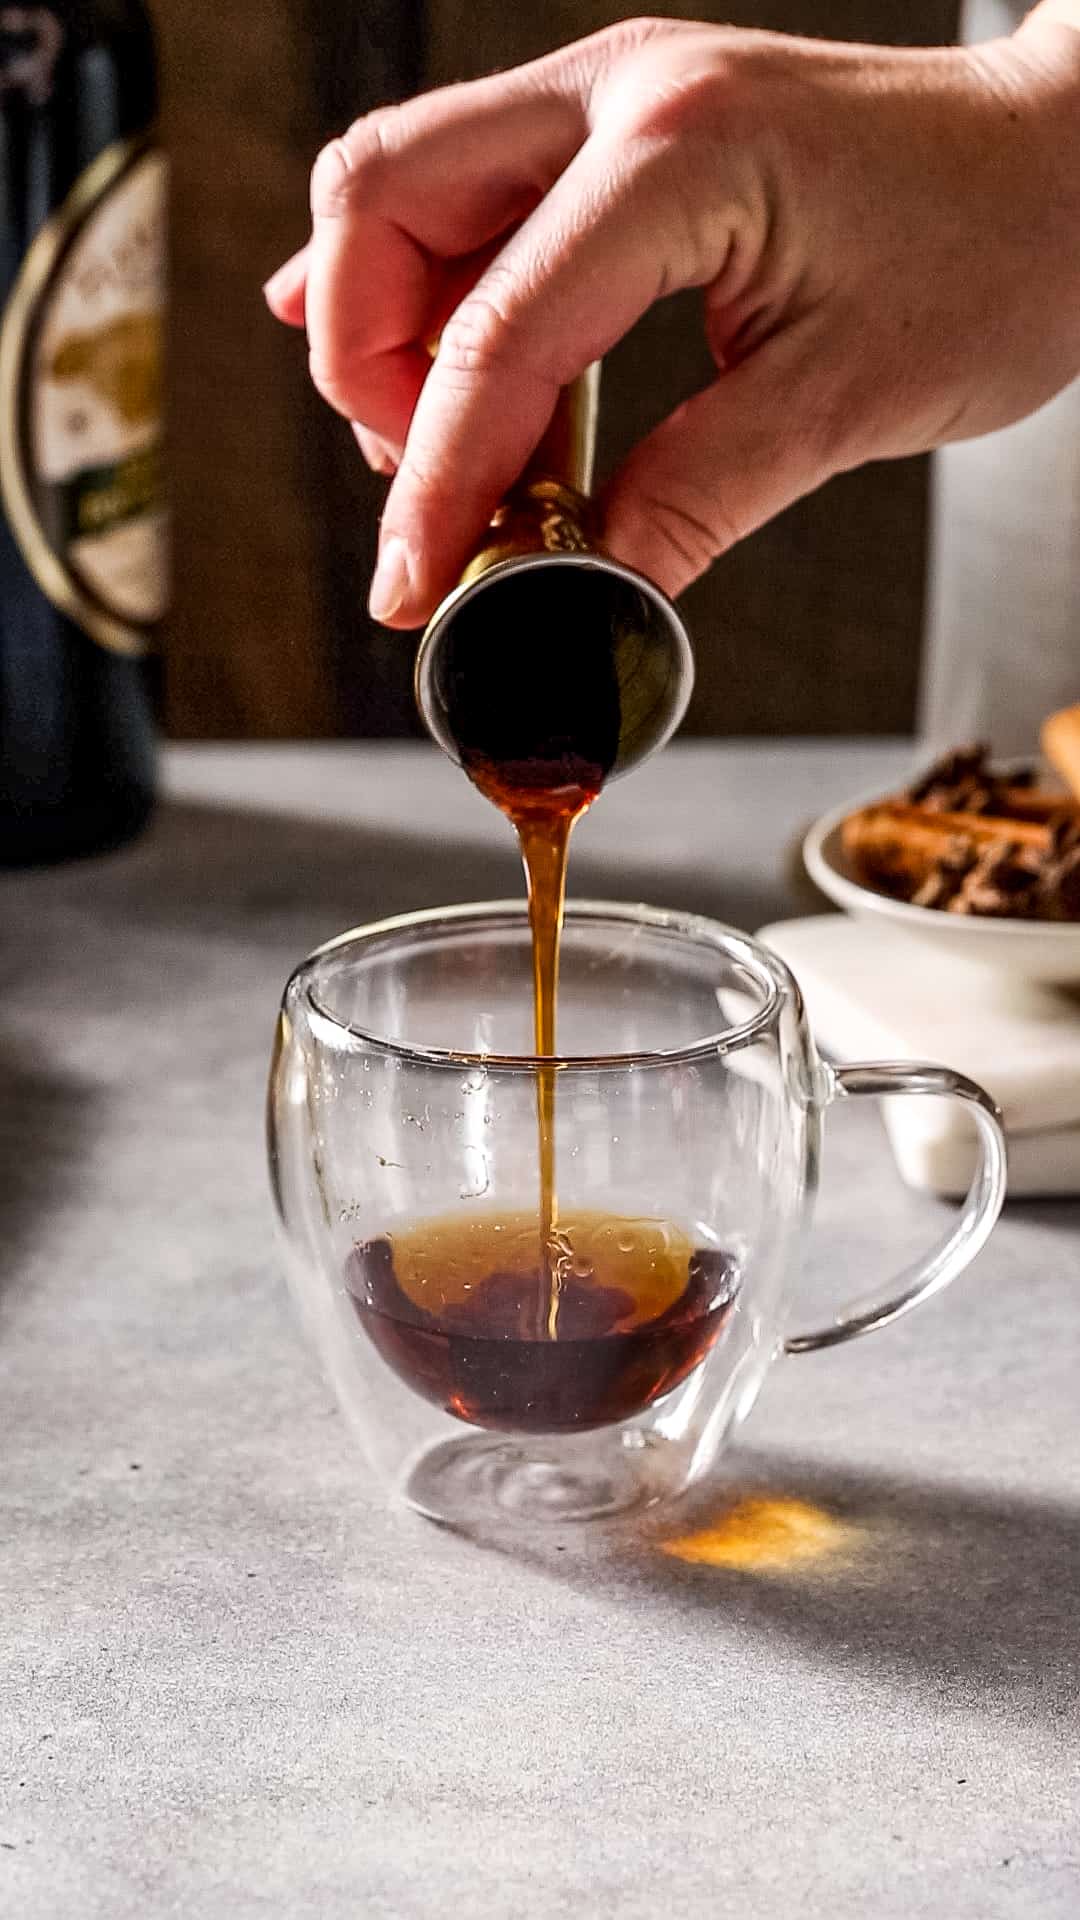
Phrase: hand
[{"left": 265, "top": 12, "right": 1080, "bottom": 627}]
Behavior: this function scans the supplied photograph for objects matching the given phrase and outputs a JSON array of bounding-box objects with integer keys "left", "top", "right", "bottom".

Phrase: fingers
[
  {"left": 302, "top": 72, "right": 590, "bottom": 452},
  {"left": 264, "top": 20, "right": 745, "bottom": 625},
  {"left": 263, "top": 245, "right": 309, "bottom": 326},
  {"left": 601, "top": 322, "right": 837, "bottom": 599},
  {"left": 371, "top": 135, "right": 722, "bottom": 624}
]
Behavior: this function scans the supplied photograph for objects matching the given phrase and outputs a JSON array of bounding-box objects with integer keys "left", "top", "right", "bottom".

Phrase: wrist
[
  {"left": 989, "top": 5, "right": 1080, "bottom": 105},
  {"left": 965, "top": 22, "right": 1080, "bottom": 281},
  {"left": 1017, "top": 1, "right": 1080, "bottom": 57}
]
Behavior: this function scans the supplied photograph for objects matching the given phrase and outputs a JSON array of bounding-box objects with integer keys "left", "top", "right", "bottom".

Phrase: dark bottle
[{"left": 0, "top": 2, "right": 165, "bottom": 864}]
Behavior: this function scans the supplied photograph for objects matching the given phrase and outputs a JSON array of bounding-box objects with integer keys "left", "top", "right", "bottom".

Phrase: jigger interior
[{"left": 415, "top": 548, "right": 695, "bottom": 785}]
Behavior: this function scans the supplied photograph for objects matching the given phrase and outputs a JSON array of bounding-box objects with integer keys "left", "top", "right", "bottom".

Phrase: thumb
[
  {"left": 601, "top": 330, "right": 839, "bottom": 600},
  {"left": 370, "top": 130, "right": 722, "bottom": 626}
]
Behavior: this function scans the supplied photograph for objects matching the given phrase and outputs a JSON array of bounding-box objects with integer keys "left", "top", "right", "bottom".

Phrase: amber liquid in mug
[{"left": 346, "top": 1210, "right": 739, "bottom": 1433}]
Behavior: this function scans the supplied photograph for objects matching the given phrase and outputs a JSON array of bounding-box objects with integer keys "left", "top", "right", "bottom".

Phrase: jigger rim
[
  {"left": 289, "top": 898, "right": 795, "bottom": 1074},
  {"left": 414, "top": 549, "right": 696, "bottom": 773}
]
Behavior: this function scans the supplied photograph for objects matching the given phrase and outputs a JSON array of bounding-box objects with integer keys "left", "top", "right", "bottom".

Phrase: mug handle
[{"left": 784, "top": 1062, "right": 1007, "bottom": 1355}]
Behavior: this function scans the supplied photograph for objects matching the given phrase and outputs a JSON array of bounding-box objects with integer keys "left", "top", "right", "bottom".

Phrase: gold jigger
[{"left": 414, "top": 363, "right": 694, "bottom": 785}]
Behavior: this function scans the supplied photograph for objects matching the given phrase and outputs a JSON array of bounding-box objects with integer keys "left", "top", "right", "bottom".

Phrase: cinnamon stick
[{"left": 842, "top": 802, "right": 1047, "bottom": 896}]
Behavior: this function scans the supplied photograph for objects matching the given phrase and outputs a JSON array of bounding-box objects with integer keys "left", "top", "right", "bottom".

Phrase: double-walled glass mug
[{"left": 268, "top": 902, "right": 1006, "bottom": 1530}]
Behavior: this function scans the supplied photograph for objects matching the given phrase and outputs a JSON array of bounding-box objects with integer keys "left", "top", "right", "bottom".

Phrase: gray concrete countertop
[{"left": 3, "top": 741, "right": 1078, "bottom": 1919}]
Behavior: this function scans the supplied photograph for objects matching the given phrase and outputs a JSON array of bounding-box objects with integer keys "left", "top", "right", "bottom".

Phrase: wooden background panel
[
  {"left": 156, "top": 0, "right": 425, "bottom": 737},
  {"left": 297, "top": 0, "right": 426, "bottom": 741},
  {"left": 155, "top": 0, "right": 328, "bottom": 736},
  {"left": 157, "top": 0, "right": 958, "bottom": 739}
]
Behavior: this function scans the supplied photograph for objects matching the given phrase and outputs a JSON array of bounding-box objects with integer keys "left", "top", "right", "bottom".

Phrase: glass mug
[{"left": 268, "top": 902, "right": 1006, "bottom": 1530}]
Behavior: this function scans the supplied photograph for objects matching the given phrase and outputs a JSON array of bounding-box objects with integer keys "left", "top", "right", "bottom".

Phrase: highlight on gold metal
[
  {"left": 423, "top": 363, "right": 601, "bottom": 598},
  {"left": 0, "top": 137, "right": 159, "bottom": 659}
]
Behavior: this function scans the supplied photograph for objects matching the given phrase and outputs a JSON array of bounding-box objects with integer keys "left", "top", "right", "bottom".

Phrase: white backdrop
[{"left": 921, "top": 0, "right": 1080, "bottom": 751}]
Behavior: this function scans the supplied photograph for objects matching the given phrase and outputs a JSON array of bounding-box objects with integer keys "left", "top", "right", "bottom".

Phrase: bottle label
[{"left": 0, "top": 141, "right": 167, "bottom": 656}]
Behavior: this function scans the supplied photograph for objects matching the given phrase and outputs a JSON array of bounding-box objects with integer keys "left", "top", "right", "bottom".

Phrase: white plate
[{"left": 803, "top": 796, "right": 1080, "bottom": 985}]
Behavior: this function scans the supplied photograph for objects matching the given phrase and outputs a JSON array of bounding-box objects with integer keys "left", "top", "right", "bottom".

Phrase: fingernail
[
  {"left": 263, "top": 247, "right": 308, "bottom": 308},
  {"left": 368, "top": 536, "right": 411, "bottom": 622},
  {"left": 351, "top": 422, "right": 398, "bottom": 475},
  {"left": 262, "top": 264, "right": 291, "bottom": 304}
]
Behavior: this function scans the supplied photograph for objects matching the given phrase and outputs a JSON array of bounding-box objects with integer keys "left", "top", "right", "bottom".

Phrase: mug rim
[{"left": 292, "top": 898, "right": 796, "bottom": 1073}]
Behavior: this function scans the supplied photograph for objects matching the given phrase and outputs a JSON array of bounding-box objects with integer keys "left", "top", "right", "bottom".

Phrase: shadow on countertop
[
  {"left": 455, "top": 1447, "right": 1080, "bottom": 1729},
  {"left": 0, "top": 1035, "right": 102, "bottom": 1301}
]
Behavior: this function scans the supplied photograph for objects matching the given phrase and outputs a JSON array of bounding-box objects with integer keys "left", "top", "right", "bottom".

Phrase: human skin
[{"left": 264, "top": 4, "right": 1080, "bottom": 627}]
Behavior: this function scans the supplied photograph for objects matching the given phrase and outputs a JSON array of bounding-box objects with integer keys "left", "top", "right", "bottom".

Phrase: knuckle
[
  {"left": 617, "top": 54, "right": 738, "bottom": 146},
  {"left": 437, "top": 293, "right": 517, "bottom": 381},
  {"left": 591, "top": 12, "right": 765, "bottom": 144},
  {"left": 309, "top": 109, "right": 396, "bottom": 215},
  {"left": 571, "top": 18, "right": 660, "bottom": 69},
  {"left": 636, "top": 484, "right": 734, "bottom": 575},
  {"left": 563, "top": 19, "right": 695, "bottom": 110},
  {"left": 603, "top": 17, "right": 676, "bottom": 52},
  {"left": 383, "top": 453, "right": 458, "bottom": 534},
  {"left": 310, "top": 139, "right": 350, "bottom": 216}
]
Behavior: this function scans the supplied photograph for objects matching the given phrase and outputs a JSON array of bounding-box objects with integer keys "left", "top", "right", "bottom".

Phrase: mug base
[{"left": 404, "top": 1429, "right": 681, "bottom": 1529}]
